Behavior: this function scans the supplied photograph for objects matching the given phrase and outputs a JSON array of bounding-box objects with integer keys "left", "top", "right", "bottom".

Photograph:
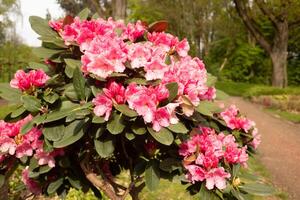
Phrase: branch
[
  {"left": 255, "top": 0, "right": 279, "bottom": 28},
  {"left": 233, "top": 0, "right": 272, "bottom": 53},
  {"left": 80, "top": 157, "right": 121, "bottom": 200}
]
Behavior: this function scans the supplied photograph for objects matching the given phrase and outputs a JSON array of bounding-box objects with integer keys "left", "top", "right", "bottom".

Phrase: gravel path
[{"left": 228, "top": 97, "right": 300, "bottom": 200}]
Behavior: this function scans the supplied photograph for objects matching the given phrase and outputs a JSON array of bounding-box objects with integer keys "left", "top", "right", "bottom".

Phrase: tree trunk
[
  {"left": 113, "top": 0, "right": 127, "bottom": 20},
  {"left": 270, "top": 22, "right": 289, "bottom": 87}
]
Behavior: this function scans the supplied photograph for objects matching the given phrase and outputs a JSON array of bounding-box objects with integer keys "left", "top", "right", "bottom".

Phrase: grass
[
  {"left": 215, "top": 81, "right": 300, "bottom": 98},
  {"left": 266, "top": 108, "right": 300, "bottom": 123}
]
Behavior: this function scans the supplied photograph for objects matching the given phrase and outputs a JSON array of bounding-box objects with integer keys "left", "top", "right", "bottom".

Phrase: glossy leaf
[
  {"left": 47, "top": 178, "right": 64, "bottom": 194},
  {"left": 114, "top": 104, "right": 138, "bottom": 117},
  {"left": 43, "top": 125, "right": 65, "bottom": 142},
  {"left": 145, "top": 160, "right": 160, "bottom": 191},
  {"left": 64, "top": 59, "right": 82, "bottom": 78},
  {"left": 148, "top": 21, "right": 168, "bottom": 32},
  {"left": 147, "top": 127, "right": 174, "bottom": 145},
  {"left": 73, "top": 67, "right": 86, "bottom": 100},
  {"left": 0, "top": 83, "right": 22, "bottom": 103},
  {"left": 77, "top": 8, "right": 90, "bottom": 20},
  {"left": 195, "top": 101, "right": 222, "bottom": 117},
  {"left": 94, "top": 139, "right": 114, "bottom": 158},
  {"left": 165, "top": 82, "right": 178, "bottom": 102},
  {"left": 21, "top": 95, "right": 42, "bottom": 113},
  {"left": 239, "top": 183, "right": 275, "bottom": 196},
  {"left": 167, "top": 122, "right": 189, "bottom": 133},
  {"left": 107, "top": 113, "right": 125, "bottom": 135}
]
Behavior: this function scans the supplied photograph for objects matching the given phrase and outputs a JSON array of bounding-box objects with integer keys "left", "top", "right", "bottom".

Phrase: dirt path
[{"left": 228, "top": 97, "right": 300, "bottom": 200}]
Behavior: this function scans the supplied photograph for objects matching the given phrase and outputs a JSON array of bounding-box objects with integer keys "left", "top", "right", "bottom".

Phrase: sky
[{"left": 15, "top": 0, "right": 64, "bottom": 46}]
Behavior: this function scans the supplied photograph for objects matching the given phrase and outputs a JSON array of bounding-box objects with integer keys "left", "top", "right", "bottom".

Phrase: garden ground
[{"left": 227, "top": 97, "right": 300, "bottom": 200}]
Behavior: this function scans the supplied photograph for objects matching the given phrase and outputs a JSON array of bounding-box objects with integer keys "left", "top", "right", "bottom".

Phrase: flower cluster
[
  {"left": 10, "top": 69, "right": 50, "bottom": 91},
  {"left": 179, "top": 127, "right": 249, "bottom": 190},
  {"left": 50, "top": 17, "right": 216, "bottom": 131},
  {"left": 0, "top": 115, "right": 62, "bottom": 168},
  {"left": 220, "top": 105, "right": 261, "bottom": 149}
]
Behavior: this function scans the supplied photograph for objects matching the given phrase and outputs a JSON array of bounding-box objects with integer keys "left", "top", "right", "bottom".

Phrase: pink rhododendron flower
[
  {"left": 22, "top": 167, "right": 42, "bottom": 194},
  {"left": 185, "top": 165, "right": 206, "bottom": 183},
  {"left": 103, "top": 81, "right": 126, "bottom": 104},
  {"left": 49, "top": 19, "right": 63, "bottom": 31},
  {"left": 93, "top": 94, "right": 113, "bottom": 121},
  {"left": 144, "top": 59, "right": 168, "bottom": 80},
  {"left": 10, "top": 70, "right": 32, "bottom": 91},
  {"left": 152, "top": 103, "right": 179, "bottom": 131},
  {"left": 250, "top": 128, "right": 261, "bottom": 149},
  {"left": 179, "top": 126, "right": 248, "bottom": 190},
  {"left": 29, "top": 69, "right": 50, "bottom": 87},
  {"left": 127, "top": 42, "right": 152, "bottom": 69},
  {"left": 175, "top": 38, "right": 190, "bottom": 57},
  {"left": 10, "top": 69, "right": 49, "bottom": 91},
  {"left": 205, "top": 167, "right": 231, "bottom": 190},
  {"left": 124, "top": 20, "right": 145, "bottom": 42}
]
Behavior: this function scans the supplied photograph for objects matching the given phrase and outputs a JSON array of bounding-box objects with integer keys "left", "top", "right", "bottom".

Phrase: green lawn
[
  {"left": 215, "top": 81, "right": 300, "bottom": 98},
  {"left": 266, "top": 108, "right": 300, "bottom": 123}
]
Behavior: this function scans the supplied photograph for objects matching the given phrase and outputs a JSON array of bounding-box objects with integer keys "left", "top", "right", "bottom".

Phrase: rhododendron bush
[{"left": 0, "top": 9, "right": 273, "bottom": 200}]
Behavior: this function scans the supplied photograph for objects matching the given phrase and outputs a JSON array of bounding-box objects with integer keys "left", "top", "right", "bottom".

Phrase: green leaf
[
  {"left": 145, "top": 160, "right": 160, "bottom": 191},
  {"left": 147, "top": 127, "right": 174, "bottom": 145},
  {"left": 125, "top": 132, "right": 135, "bottom": 140},
  {"left": 94, "top": 139, "right": 114, "bottom": 158},
  {"left": 159, "top": 158, "right": 181, "bottom": 172},
  {"left": 20, "top": 120, "right": 35, "bottom": 135},
  {"left": 167, "top": 122, "right": 189, "bottom": 133},
  {"left": 199, "top": 184, "right": 219, "bottom": 200},
  {"left": 92, "top": 116, "right": 105, "bottom": 124},
  {"left": 132, "top": 123, "right": 147, "bottom": 135},
  {"left": 195, "top": 101, "right": 222, "bottom": 117},
  {"left": 107, "top": 113, "right": 125, "bottom": 135},
  {"left": 77, "top": 8, "right": 90, "bottom": 20},
  {"left": 53, "top": 120, "right": 86, "bottom": 148},
  {"left": 73, "top": 67, "right": 86, "bottom": 100},
  {"left": 47, "top": 178, "right": 64, "bottom": 194},
  {"left": 216, "top": 89, "right": 229, "bottom": 100},
  {"left": 92, "top": 13, "right": 99, "bottom": 19},
  {"left": 67, "top": 176, "right": 82, "bottom": 190},
  {"left": 114, "top": 104, "right": 138, "bottom": 117},
  {"left": 29, "top": 16, "right": 57, "bottom": 38},
  {"left": 43, "top": 93, "right": 59, "bottom": 104},
  {"left": 32, "top": 47, "right": 64, "bottom": 59},
  {"left": 28, "top": 62, "right": 49, "bottom": 72},
  {"left": 44, "top": 102, "right": 91, "bottom": 123},
  {"left": 124, "top": 78, "right": 148, "bottom": 85},
  {"left": 43, "top": 125, "right": 65, "bottom": 142},
  {"left": 231, "top": 188, "right": 247, "bottom": 200},
  {"left": 64, "top": 59, "right": 82, "bottom": 78},
  {"left": 11, "top": 106, "right": 26, "bottom": 118},
  {"left": 239, "top": 183, "right": 275, "bottom": 196},
  {"left": 21, "top": 95, "right": 42, "bottom": 113},
  {"left": 0, "top": 83, "right": 22, "bottom": 103},
  {"left": 165, "top": 82, "right": 178, "bottom": 102},
  {"left": 232, "top": 164, "right": 240, "bottom": 178},
  {"left": 0, "top": 175, "right": 5, "bottom": 187}
]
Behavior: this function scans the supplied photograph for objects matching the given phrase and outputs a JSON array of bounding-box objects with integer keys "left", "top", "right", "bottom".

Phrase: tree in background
[
  {"left": 57, "top": 0, "right": 126, "bottom": 19},
  {"left": 233, "top": 0, "right": 300, "bottom": 88}
]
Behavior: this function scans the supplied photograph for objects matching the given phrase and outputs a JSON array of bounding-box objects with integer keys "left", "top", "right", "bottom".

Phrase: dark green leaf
[
  {"left": 21, "top": 95, "right": 41, "bottom": 112},
  {"left": 53, "top": 120, "right": 86, "bottom": 148},
  {"left": 28, "top": 62, "right": 49, "bottom": 72},
  {"left": 147, "top": 127, "right": 174, "bottom": 145},
  {"left": 167, "top": 122, "right": 189, "bottom": 133},
  {"left": 107, "top": 113, "right": 125, "bottom": 135},
  {"left": 124, "top": 78, "right": 147, "bottom": 85},
  {"left": 73, "top": 67, "right": 86, "bottom": 100},
  {"left": 199, "top": 184, "right": 219, "bottom": 200},
  {"left": 94, "top": 139, "right": 114, "bottom": 158},
  {"left": 239, "top": 183, "right": 275, "bottom": 196},
  {"left": 195, "top": 101, "right": 222, "bottom": 117},
  {"left": 114, "top": 104, "right": 138, "bottom": 117},
  {"left": 165, "top": 82, "right": 178, "bottom": 102},
  {"left": 0, "top": 175, "right": 5, "bottom": 187},
  {"left": 32, "top": 47, "right": 64, "bottom": 59},
  {"left": 29, "top": 16, "right": 57, "bottom": 38},
  {"left": 20, "top": 120, "right": 35, "bottom": 135},
  {"left": 67, "top": 176, "right": 82, "bottom": 190},
  {"left": 43, "top": 93, "right": 59, "bottom": 104},
  {"left": 132, "top": 123, "right": 147, "bottom": 135},
  {"left": 216, "top": 89, "right": 229, "bottom": 100},
  {"left": 159, "top": 158, "right": 181, "bottom": 172},
  {"left": 11, "top": 106, "right": 26, "bottom": 118},
  {"left": 145, "top": 160, "right": 160, "bottom": 191},
  {"left": 0, "top": 83, "right": 22, "bottom": 103},
  {"left": 43, "top": 125, "right": 65, "bottom": 141},
  {"left": 47, "top": 178, "right": 64, "bottom": 194},
  {"left": 92, "top": 116, "right": 105, "bottom": 124},
  {"left": 64, "top": 59, "right": 82, "bottom": 78},
  {"left": 125, "top": 132, "right": 135, "bottom": 140},
  {"left": 77, "top": 8, "right": 90, "bottom": 20}
]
